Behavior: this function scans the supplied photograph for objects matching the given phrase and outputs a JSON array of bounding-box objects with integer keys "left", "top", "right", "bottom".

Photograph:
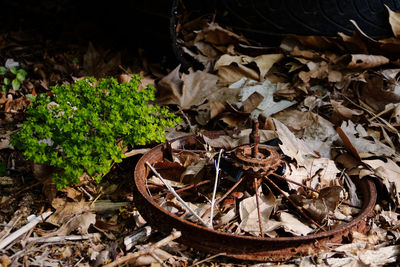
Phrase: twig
[
  {"left": 153, "top": 180, "right": 212, "bottom": 200},
  {"left": 103, "top": 230, "right": 182, "bottom": 267},
  {"left": 189, "top": 252, "right": 226, "bottom": 267},
  {"left": 202, "top": 175, "right": 246, "bottom": 219},
  {"left": 263, "top": 175, "right": 325, "bottom": 231},
  {"left": 150, "top": 252, "right": 167, "bottom": 267},
  {"left": 27, "top": 234, "right": 97, "bottom": 243},
  {"left": 209, "top": 149, "right": 224, "bottom": 228},
  {"left": 0, "top": 211, "right": 53, "bottom": 250},
  {"left": 146, "top": 162, "right": 209, "bottom": 227},
  {"left": 124, "top": 148, "right": 150, "bottom": 157},
  {"left": 270, "top": 172, "right": 319, "bottom": 193},
  {"left": 254, "top": 177, "right": 264, "bottom": 237}
]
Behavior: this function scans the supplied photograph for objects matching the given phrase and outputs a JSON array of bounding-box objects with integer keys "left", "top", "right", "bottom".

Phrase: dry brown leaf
[
  {"left": 241, "top": 91, "right": 264, "bottom": 113},
  {"left": 358, "top": 74, "right": 400, "bottom": 112},
  {"left": 217, "top": 64, "right": 259, "bottom": 84},
  {"left": 331, "top": 100, "right": 363, "bottom": 125},
  {"left": 215, "top": 54, "right": 283, "bottom": 82},
  {"left": 156, "top": 65, "right": 182, "bottom": 106},
  {"left": 337, "top": 54, "right": 389, "bottom": 69},
  {"left": 180, "top": 159, "right": 207, "bottom": 184},
  {"left": 156, "top": 66, "right": 218, "bottom": 109},
  {"left": 194, "top": 22, "right": 250, "bottom": 46},
  {"left": 290, "top": 46, "right": 320, "bottom": 59},
  {"left": 4, "top": 97, "right": 30, "bottom": 113},
  {"left": 47, "top": 200, "right": 90, "bottom": 226},
  {"left": 56, "top": 212, "right": 96, "bottom": 236},
  {"left": 339, "top": 120, "right": 397, "bottom": 158},
  {"left": 362, "top": 158, "right": 400, "bottom": 203},
  {"left": 279, "top": 212, "right": 313, "bottom": 236},
  {"left": 210, "top": 101, "right": 226, "bottom": 120},
  {"left": 239, "top": 190, "right": 278, "bottom": 235},
  {"left": 202, "top": 129, "right": 276, "bottom": 150},
  {"left": 386, "top": 5, "right": 400, "bottom": 38},
  {"left": 82, "top": 42, "right": 121, "bottom": 77},
  {"left": 298, "top": 61, "right": 329, "bottom": 83}
]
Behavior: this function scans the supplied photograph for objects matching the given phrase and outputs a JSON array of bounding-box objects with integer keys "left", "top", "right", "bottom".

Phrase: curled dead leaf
[{"left": 337, "top": 54, "right": 389, "bottom": 69}]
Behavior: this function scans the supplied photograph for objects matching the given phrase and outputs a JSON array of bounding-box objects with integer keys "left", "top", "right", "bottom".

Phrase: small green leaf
[
  {"left": 25, "top": 94, "right": 36, "bottom": 101},
  {"left": 3, "top": 77, "right": 10, "bottom": 85},
  {"left": 9, "top": 66, "right": 17, "bottom": 75},
  {"left": 16, "top": 72, "right": 26, "bottom": 82},
  {"left": 17, "top": 69, "right": 27, "bottom": 81},
  {"left": 0, "top": 66, "right": 7, "bottom": 75},
  {"left": 12, "top": 79, "right": 20, "bottom": 90}
]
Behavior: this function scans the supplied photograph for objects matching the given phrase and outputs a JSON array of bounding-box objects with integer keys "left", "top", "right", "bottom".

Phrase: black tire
[{"left": 174, "top": 0, "right": 400, "bottom": 43}]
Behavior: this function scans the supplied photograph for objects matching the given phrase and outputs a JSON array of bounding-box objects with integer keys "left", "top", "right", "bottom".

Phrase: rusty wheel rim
[{"left": 133, "top": 132, "right": 377, "bottom": 261}]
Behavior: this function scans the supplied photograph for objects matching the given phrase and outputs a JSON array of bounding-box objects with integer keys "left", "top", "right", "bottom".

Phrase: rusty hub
[
  {"left": 233, "top": 120, "right": 282, "bottom": 174},
  {"left": 133, "top": 131, "right": 377, "bottom": 261}
]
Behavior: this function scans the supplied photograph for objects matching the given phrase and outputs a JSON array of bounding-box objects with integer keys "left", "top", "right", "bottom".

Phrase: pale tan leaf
[
  {"left": 386, "top": 5, "right": 400, "bottom": 38},
  {"left": 239, "top": 191, "right": 278, "bottom": 235},
  {"left": 340, "top": 120, "right": 396, "bottom": 157},
  {"left": 337, "top": 54, "right": 389, "bottom": 69},
  {"left": 180, "top": 159, "right": 207, "bottom": 184},
  {"left": 47, "top": 201, "right": 90, "bottom": 226},
  {"left": 279, "top": 212, "right": 313, "bottom": 236},
  {"left": 56, "top": 212, "right": 96, "bottom": 236},
  {"left": 241, "top": 91, "right": 264, "bottom": 113},
  {"left": 217, "top": 64, "right": 259, "bottom": 84}
]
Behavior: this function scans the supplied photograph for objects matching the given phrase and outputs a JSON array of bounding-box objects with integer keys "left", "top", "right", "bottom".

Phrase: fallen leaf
[
  {"left": 362, "top": 158, "right": 400, "bottom": 203},
  {"left": 56, "top": 212, "right": 96, "bottom": 236},
  {"left": 358, "top": 74, "right": 400, "bottom": 112},
  {"left": 82, "top": 42, "right": 121, "bottom": 77},
  {"left": 47, "top": 200, "right": 90, "bottom": 226},
  {"left": 387, "top": 5, "right": 400, "bottom": 38},
  {"left": 359, "top": 245, "right": 400, "bottom": 266},
  {"left": 237, "top": 79, "right": 295, "bottom": 118},
  {"left": 279, "top": 212, "right": 314, "bottom": 236},
  {"left": 239, "top": 190, "right": 278, "bottom": 235},
  {"left": 339, "top": 120, "right": 397, "bottom": 158},
  {"left": 156, "top": 66, "right": 219, "bottom": 109},
  {"left": 202, "top": 129, "right": 276, "bottom": 150},
  {"left": 180, "top": 159, "right": 207, "bottom": 184},
  {"left": 336, "top": 54, "right": 389, "bottom": 69},
  {"left": 194, "top": 22, "right": 250, "bottom": 46},
  {"left": 241, "top": 91, "right": 264, "bottom": 113}
]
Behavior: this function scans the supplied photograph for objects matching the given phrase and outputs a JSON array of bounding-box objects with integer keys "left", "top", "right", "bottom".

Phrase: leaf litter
[{"left": 2, "top": 2, "right": 400, "bottom": 266}]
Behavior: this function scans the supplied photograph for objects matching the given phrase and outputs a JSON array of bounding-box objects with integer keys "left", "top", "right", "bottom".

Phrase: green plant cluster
[
  {"left": 11, "top": 75, "right": 180, "bottom": 189},
  {"left": 0, "top": 65, "right": 27, "bottom": 93}
]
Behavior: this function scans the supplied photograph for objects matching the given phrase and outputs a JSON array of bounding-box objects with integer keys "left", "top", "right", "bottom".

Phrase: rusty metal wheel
[{"left": 133, "top": 131, "right": 377, "bottom": 261}]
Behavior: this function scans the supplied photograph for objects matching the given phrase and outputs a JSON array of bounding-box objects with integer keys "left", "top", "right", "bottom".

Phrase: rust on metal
[
  {"left": 133, "top": 131, "right": 377, "bottom": 261},
  {"left": 233, "top": 120, "right": 282, "bottom": 174}
]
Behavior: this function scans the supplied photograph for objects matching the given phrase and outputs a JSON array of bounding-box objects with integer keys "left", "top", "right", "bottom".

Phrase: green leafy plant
[
  {"left": 11, "top": 75, "right": 180, "bottom": 189},
  {"left": 0, "top": 65, "right": 27, "bottom": 93}
]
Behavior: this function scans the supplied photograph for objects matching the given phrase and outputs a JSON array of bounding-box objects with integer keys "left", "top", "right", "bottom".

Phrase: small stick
[
  {"left": 254, "top": 177, "right": 264, "bottom": 237},
  {"left": 0, "top": 211, "right": 53, "bottom": 250},
  {"left": 263, "top": 176, "right": 325, "bottom": 231},
  {"left": 202, "top": 175, "right": 246, "bottom": 219},
  {"left": 146, "top": 162, "right": 209, "bottom": 227},
  {"left": 270, "top": 172, "right": 319, "bottom": 193},
  {"left": 209, "top": 149, "right": 224, "bottom": 228},
  {"left": 153, "top": 180, "right": 212, "bottom": 200},
  {"left": 124, "top": 148, "right": 150, "bottom": 157},
  {"left": 27, "top": 234, "right": 97, "bottom": 243},
  {"left": 150, "top": 252, "right": 167, "bottom": 267},
  {"left": 189, "top": 252, "right": 226, "bottom": 267},
  {"left": 103, "top": 230, "right": 182, "bottom": 267}
]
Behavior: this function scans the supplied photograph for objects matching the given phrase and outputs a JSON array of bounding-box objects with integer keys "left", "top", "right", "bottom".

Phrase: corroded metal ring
[
  {"left": 134, "top": 132, "right": 377, "bottom": 261},
  {"left": 233, "top": 144, "right": 282, "bottom": 173}
]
